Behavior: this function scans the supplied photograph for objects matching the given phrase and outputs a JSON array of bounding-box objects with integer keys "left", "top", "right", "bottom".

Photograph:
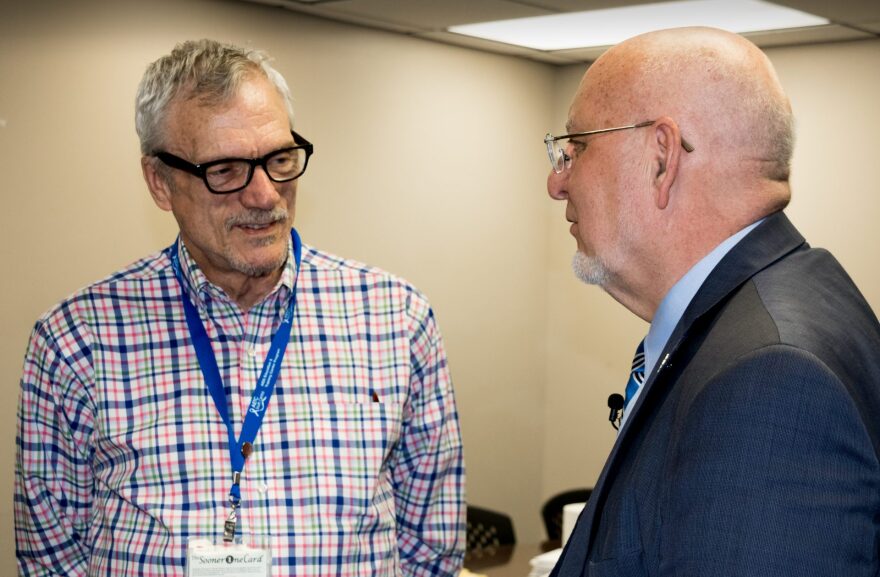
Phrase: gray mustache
[{"left": 226, "top": 208, "right": 288, "bottom": 231}]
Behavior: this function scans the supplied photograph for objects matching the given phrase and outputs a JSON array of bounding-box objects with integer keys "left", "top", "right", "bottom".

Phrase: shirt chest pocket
[{"left": 261, "top": 400, "right": 403, "bottom": 520}]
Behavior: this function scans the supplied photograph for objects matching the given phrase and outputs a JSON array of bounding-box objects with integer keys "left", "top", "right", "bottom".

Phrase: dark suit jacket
[{"left": 552, "top": 212, "right": 880, "bottom": 577}]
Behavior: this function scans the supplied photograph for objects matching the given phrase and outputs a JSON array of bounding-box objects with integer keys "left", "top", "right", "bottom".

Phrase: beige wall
[{"left": 2, "top": 0, "right": 879, "bottom": 572}]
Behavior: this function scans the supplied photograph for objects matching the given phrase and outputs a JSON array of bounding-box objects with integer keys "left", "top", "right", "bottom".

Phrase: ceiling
[{"left": 238, "top": 0, "right": 880, "bottom": 64}]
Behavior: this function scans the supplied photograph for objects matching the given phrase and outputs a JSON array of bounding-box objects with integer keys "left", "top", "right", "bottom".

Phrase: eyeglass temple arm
[
  {"left": 292, "top": 130, "right": 313, "bottom": 149},
  {"left": 156, "top": 152, "right": 201, "bottom": 176},
  {"left": 548, "top": 121, "right": 694, "bottom": 153},
  {"left": 634, "top": 121, "right": 695, "bottom": 152}
]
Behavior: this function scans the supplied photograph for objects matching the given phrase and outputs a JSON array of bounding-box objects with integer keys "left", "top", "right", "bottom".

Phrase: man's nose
[
  {"left": 239, "top": 166, "right": 282, "bottom": 209},
  {"left": 547, "top": 167, "right": 569, "bottom": 201}
]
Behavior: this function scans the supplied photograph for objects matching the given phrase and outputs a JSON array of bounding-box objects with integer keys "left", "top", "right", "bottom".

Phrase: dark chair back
[
  {"left": 541, "top": 488, "right": 592, "bottom": 541},
  {"left": 466, "top": 505, "right": 516, "bottom": 555}
]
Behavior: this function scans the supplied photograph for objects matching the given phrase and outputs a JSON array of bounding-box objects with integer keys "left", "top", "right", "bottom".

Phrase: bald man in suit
[{"left": 545, "top": 27, "right": 880, "bottom": 577}]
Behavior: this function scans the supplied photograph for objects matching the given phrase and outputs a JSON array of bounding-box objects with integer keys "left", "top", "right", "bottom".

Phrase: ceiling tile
[
  {"left": 741, "top": 23, "right": 873, "bottom": 48},
  {"left": 510, "top": 0, "right": 665, "bottom": 11},
  {"left": 548, "top": 45, "right": 612, "bottom": 61},
  {"left": 768, "top": 0, "right": 880, "bottom": 25},
  {"left": 238, "top": 0, "right": 880, "bottom": 65},
  {"left": 862, "top": 20, "right": 880, "bottom": 33}
]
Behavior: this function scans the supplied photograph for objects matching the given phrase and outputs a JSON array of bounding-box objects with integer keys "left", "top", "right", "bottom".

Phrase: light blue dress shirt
[{"left": 620, "top": 219, "right": 764, "bottom": 430}]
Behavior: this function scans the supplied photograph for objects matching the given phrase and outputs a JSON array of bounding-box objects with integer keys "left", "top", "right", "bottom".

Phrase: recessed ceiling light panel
[{"left": 447, "top": 0, "right": 829, "bottom": 51}]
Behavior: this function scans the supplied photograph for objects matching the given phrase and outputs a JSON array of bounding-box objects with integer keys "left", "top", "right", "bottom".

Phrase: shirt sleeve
[
  {"left": 391, "top": 288, "right": 466, "bottom": 576},
  {"left": 15, "top": 316, "right": 95, "bottom": 577}
]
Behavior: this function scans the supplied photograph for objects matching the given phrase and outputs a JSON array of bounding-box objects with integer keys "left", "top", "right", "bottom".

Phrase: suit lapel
[
  {"left": 553, "top": 212, "right": 806, "bottom": 576},
  {"left": 663, "top": 212, "right": 805, "bottom": 358}
]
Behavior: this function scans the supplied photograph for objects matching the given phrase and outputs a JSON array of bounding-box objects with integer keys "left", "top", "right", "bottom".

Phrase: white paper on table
[{"left": 528, "top": 548, "right": 562, "bottom": 577}]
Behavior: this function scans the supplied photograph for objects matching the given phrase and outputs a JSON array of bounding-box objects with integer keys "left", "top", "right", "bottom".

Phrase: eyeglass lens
[
  {"left": 546, "top": 137, "right": 569, "bottom": 174},
  {"left": 206, "top": 148, "right": 307, "bottom": 193}
]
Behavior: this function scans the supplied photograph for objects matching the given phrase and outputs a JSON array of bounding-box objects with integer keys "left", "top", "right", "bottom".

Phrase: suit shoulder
[{"left": 749, "top": 248, "right": 880, "bottom": 363}]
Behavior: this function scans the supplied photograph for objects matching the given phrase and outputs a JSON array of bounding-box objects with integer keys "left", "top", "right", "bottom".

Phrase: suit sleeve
[
  {"left": 660, "top": 344, "right": 880, "bottom": 577},
  {"left": 390, "top": 288, "right": 466, "bottom": 577},
  {"left": 15, "top": 319, "right": 95, "bottom": 577}
]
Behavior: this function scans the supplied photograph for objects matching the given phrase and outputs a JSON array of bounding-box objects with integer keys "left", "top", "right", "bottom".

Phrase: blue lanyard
[{"left": 166, "top": 229, "right": 302, "bottom": 539}]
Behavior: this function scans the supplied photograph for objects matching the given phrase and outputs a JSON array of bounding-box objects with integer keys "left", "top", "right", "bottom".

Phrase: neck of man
[
  {"left": 608, "top": 202, "right": 777, "bottom": 323},
  {"left": 180, "top": 240, "right": 287, "bottom": 312},
  {"left": 215, "top": 268, "right": 284, "bottom": 312},
  {"left": 604, "top": 274, "right": 670, "bottom": 324}
]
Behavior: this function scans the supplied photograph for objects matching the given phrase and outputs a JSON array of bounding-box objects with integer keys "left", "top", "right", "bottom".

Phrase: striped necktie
[{"left": 624, "top": 339, "right": 646, "bottom": 410}]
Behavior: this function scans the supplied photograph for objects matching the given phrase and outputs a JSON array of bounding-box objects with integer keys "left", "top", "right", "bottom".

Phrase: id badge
[{"left": 186, "top": 537, "right": 272, "bottom": 576}]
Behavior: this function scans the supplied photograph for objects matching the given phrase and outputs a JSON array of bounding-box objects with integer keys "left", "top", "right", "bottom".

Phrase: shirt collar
[
  {"left": 643, "top": 218, "right": 764, "bottom": 377},
  {"left": 174, "top": 234, "right": 296, "bottom": 307}
]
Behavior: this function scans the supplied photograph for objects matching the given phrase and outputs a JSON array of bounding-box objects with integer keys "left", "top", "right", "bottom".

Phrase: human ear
[
  {"left": 141, "top": 156, "right": 174, "bottom": 212},
  {"left": 651, "top": 117, "right": 683, "bottom": 210}
]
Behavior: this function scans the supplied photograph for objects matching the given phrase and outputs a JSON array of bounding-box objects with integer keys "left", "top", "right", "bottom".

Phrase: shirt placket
[{"left": 236, "top": 296, "right": 281, "bottom": 537}]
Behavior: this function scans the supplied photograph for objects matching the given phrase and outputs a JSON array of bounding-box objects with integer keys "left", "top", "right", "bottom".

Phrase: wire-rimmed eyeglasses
[
  {"left": 155, "top": 130, "right": 314, "bottom": 194},
  {"left": 544, "top": 120, "right": 694, "bottom": 174}
]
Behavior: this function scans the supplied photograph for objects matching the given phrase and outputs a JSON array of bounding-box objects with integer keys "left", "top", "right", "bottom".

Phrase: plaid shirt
[{"left": 15, "top": 234, "right": 465, "bottom": 576}]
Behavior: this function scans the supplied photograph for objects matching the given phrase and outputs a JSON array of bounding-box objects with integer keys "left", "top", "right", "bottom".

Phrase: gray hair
[
  {"left": 749, "top": 85, "right": 795, "bottom": 182},
  {"left": 135, "top": 39, "right": 295, "bottom": 155}
]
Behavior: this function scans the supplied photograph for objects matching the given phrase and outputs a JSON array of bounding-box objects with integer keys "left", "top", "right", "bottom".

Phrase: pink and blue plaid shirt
[{"left": 15, "top": 234, "right": 465, "bottom": 576}]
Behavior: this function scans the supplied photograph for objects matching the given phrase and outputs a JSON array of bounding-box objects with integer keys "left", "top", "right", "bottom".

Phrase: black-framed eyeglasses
[
  {"left": 155, "top": 130, "right": 314, "bottom": 194},
  {"left": 544, "top": 120, "right": 694, "bottom": 174}
]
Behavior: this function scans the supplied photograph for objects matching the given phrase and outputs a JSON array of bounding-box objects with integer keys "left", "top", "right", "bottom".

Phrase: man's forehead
[
  {"left": 565, "top": 59, "right": 627, "bottom": 132},
  {"left": 162, "top": 101, "right": 290, "bottom": 159},
  {"left": 566, "top": 97, "right": 594, "bottom": 133}
]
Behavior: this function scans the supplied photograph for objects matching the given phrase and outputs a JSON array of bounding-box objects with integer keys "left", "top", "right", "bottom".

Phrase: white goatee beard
[
  {"left": 230, "top": 249, "right": 289, "bottom": 278},
  {"left": 572, "top": 251, "right": 609, "bottom": 286},
  {"left": 225, "top": 207, "right": 291, "bottom": 277}
]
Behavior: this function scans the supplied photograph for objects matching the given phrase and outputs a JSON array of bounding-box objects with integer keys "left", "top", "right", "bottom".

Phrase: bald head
[
  {"left": 550, "top": 27, "right": 797, "bottom": 316},
  {"left": 580, "top": 27, "right": 793, "bottom": 195}
]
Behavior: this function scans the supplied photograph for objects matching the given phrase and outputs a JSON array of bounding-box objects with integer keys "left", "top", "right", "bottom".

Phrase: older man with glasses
[
  {"left": 15, "top": 39, "right": 464, "bottom": 576},
  {"left": 546, "top": 26, "right": 880, "bottom": 577}
]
